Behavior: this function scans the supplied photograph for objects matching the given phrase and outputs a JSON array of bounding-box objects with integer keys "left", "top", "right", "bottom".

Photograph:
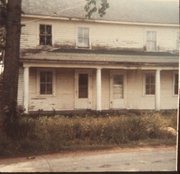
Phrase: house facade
[{"left": 18, "top": 0, "right": 179, "bottom": 113}]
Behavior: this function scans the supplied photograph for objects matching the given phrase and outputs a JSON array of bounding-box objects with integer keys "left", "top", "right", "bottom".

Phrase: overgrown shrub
[{"left": 0, "top": 112, "right": 177, "bottom": 157}]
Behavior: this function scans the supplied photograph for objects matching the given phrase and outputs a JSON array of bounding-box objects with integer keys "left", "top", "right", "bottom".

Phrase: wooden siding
[
  {"left": 17, "top": 68, "right": 178, "bottom": 111},
  {"left": 20, "top": 18, "right": 179, "bottom": 52}
]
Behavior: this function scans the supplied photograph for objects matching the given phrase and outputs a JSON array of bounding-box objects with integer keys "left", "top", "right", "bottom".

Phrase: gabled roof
[{"left": 22, "top": 0, "right": 179, "bottom": 25}]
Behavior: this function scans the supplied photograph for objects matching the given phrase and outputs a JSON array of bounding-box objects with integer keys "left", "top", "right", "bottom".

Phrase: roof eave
[{"left": 21, "top": 14, "right": 179, "bottom": 27}]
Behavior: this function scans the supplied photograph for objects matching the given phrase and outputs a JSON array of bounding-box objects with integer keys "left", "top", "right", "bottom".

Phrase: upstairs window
[
  {"left": 174, "top": 73, "right": 178, "bottom": 95},
  {"left": 176, "top": 32, "right": 179, "bottom": 51},
  {"left": 145, "top": 73, "right": 155, "bottom": 95},
  {"left": 40, "top": 71, "right": 53, "bottom": 95},
  {"left": 39, "top": 24, "right": 52, "bottom": 46},
  {"left": 146, "top": 31, "right": 157, "bottom": 51},
  {"left": 77, "top": 27, "right": 89, "bottom": 48}
]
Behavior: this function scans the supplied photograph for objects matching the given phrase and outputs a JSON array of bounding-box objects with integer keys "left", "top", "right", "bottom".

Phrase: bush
[{"left": 0, "top": 112, "right": 177, "bottom": 157}]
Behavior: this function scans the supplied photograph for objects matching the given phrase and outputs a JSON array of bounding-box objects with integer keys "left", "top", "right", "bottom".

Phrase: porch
[{"left": 18, "top": 65, "right": 178, "bottom": 113}]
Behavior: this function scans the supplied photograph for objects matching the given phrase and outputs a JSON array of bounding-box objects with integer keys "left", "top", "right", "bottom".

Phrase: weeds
[{"left": 0, "top": 112, "right": 177, "bottom": 157}]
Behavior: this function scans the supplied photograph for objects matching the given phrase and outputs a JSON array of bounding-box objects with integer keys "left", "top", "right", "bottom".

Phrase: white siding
[
  {"left": 27, "top": 68, "right": 178, "bottom": 111},
  {"left": 20, "top": 18, "right": 179, "bottom": 52}
]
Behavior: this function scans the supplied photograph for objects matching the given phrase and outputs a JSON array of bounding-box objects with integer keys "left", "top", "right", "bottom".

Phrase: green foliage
[
  {"left": 0, "top": 112, "right": 177, "bottom": 157},
  {"left": 85, "top": 0, "right": 109, "bottom": 19}
]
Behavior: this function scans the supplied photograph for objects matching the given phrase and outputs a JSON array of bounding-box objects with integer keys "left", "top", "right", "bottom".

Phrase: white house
[{"left": 18, "top": 0, "right": 179, "bottom": 114}]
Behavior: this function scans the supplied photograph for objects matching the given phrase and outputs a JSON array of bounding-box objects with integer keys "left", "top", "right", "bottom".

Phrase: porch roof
[{"left": 20, "top": 51, "right": 178, "bottom": 68}]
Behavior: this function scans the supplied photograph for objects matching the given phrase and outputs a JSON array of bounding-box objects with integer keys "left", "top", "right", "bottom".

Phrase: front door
[
  {"left": 110, "top": 72, "right": 126, "bottom": 109},
  {"left": 75, "top": 70, "right": 92, "bottom": 109}
]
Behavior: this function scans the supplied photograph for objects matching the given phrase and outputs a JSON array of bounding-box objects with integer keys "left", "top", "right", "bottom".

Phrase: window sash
[
  {"left": 40, "top": 71, "right": 53, "bottom": 95},
  {"left": 39, "top": 25, "right": 52, "bottom": 45},
  {"left": 78, "top": 74, "right": 88, "bottom": 98},
  {"left": 78, "top": 27, "right": 89, "bottom": 47},
  {"left": 145, "top": 73, "right": 155, "bottom": 95},
  {"left": 177, "top": 32, "right": 179, "bottom": 50},
  {"left": 146, "top": 31, "right": 156, "bottom": 51},
  {"left": 174, "top": 74, "right": 178, "bottom": 95}
]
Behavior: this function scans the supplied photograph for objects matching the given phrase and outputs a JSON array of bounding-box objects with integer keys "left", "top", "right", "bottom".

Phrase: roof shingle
[{"left": 22, "top": 0, "right": 179, "bottom": 24}]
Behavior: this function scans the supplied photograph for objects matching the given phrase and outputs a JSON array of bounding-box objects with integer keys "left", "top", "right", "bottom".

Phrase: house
[{"left": 18, "top": 0, "right": 179, "bottom": 114}]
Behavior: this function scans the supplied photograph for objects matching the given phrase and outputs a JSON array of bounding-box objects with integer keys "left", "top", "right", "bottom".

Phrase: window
[
  {"left": 113, "top": 75, "right": 124, "bottom": 99},
  {"left": 176, "top": 32, "right": 179, "bottom": 51},
  {"left": 146, "top": 31, "right": 157, "bottom": 51},
  {"left": 40, "top": 71, "right": 53, "bottom": 95},
  {"left": 39, "top": 24, "right": 52, "bottom": 45},
  {"left": 77, "top": 27, "right": 89, "bottom": 48},
  {"left": 145, "top": 73, "right": 155, "bottom": 95},
  {"left": 79, "top": 74, "right": 88, "bottom": 98},
  {"left": 174, "top": 73, "right": 178, "bottom": 95}
]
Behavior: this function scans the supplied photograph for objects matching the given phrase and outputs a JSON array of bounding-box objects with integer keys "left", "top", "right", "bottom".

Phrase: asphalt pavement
[{"left": 0, "top": 146, "right": 177, "bottom": 172}]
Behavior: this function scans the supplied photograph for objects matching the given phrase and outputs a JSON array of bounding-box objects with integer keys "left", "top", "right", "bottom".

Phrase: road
[{"left": 0, "top": 146, "right": 177, "bottom": 172}]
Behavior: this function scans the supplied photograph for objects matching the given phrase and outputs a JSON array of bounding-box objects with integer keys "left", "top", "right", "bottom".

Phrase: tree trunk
[{"left": 0, "top": 0, "right": 21, "bottom": 130}]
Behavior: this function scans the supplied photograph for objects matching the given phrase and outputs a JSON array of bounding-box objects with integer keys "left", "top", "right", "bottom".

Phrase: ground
[{"left": 0, "top": 145, "right": 176, "bottom": 172}]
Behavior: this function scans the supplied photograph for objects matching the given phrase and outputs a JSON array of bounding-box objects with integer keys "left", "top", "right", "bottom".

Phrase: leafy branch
[{"left": 84, "top": 0, "right": 109, "bottom": 19}]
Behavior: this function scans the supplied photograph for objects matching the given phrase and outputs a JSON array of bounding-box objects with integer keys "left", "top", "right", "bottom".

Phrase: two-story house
[{"left": 18, "top": 0, "right": 179, "bottom": 114}]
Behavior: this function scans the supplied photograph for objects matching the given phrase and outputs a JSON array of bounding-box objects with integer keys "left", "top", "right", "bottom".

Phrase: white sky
[{"left": 148, "top": 0, "right": 178, "bottom": 1}]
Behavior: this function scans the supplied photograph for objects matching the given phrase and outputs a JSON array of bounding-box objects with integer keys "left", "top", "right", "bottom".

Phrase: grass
[{"left": 0, "top": 111, "right": 177, "bottom": 158}]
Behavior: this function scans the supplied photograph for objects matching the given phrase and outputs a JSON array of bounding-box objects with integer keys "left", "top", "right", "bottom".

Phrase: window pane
[
  {"left": 47, "top": 72, "right": 53, "bottom": 82},
  {"left": 113, "top": 75, "right": 123, "bottom": 85},
  {"left": 78, "top": 37, "right": 83, "bottom": 43},
  {"left": 84, "top": 38, "right": 89, "bottom": 47},
  {"left": 84, "top": 28, "right": 89, "bottom": 38},
  {"left": 46, "top": 36, "right": 52, "bottom": 45},
  {"left": 40, "top": 36, "right": 45, "bottom": 45},
  {"left": 79, "top": 74, "right": 88, "bottom": 98},
  {"left": 46, "top": 25, "right": 52, "bottom": 34},
  {"left": 40, "top": 72, "right": 46, "bottom": 82},
  {"left": 40, "top": 83, "right": 46, "bottom": 94},
  {"left": 46, "top": 84, "right": 52, "bottom": 94},
  {"left": 40, "top": 25, "right": 45, "bottom": 34}
]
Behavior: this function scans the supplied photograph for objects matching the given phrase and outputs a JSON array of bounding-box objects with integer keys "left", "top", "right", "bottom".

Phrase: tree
[
  {"left": 85, "top": 0, "right": 109, "bottom": 18},
  {"left": 0, "top": 0, "right": 108, "bottom": 136},
  {"left": 0, "top": 0, "right": 22, "bottom": 135}
]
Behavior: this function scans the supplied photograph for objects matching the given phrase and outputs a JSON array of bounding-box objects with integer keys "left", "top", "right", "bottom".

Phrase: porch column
[
  {"left": 24, "top": 66, "right": 29, "bottom": 114},
  {"left": 155, "top": 69, "right": 161, "bottom": 111},
  {"left": 96, "top": 68, "right": 102, "bottom": 111}
]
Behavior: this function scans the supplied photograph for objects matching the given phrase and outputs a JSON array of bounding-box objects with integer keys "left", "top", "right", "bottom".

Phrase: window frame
[
  {"left": 176, "top": 31, "right": 179, "bottom": 51},
  {"left": 146, "top": 31, "right": 157, "bottom": 52},
  {"left": 76, "top": 27, "right": 90, "bottom": 48},
  {"left": 37, "top": 69, "right": 56, "bottom": 96},
  {"left": 144, "top": 72, "right": 156, "bottom": 96},
  {"left": 173, "top": 72, "right": 179, "bottom": 96},
  {"left": 39, "top": 24, "right": 52, "bottom": 46}
]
